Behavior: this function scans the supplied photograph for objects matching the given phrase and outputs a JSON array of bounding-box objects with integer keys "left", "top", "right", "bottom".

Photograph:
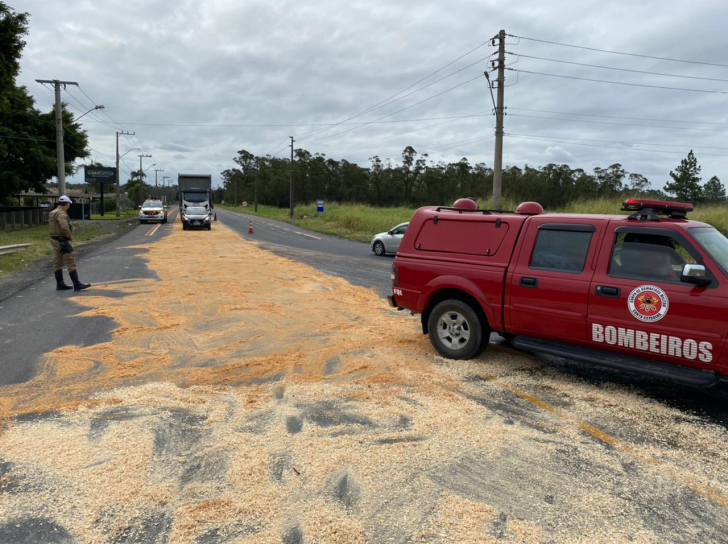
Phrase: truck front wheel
[{"left": 427, "top": 299, "right": 485, "bottom": 360}]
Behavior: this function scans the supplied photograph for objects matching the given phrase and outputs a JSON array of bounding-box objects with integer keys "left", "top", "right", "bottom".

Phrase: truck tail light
[{"left": 391, "top": 263, "right": 399, "bottom": 286}]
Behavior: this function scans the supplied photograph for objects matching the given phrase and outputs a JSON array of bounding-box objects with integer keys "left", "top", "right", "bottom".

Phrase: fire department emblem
[{"left": 628, "top": 285, "right": 669, "bottom": 322}]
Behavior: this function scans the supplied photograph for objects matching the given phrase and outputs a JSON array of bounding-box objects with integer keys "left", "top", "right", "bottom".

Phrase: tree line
[{"left": 219, "top": 146, "right": 726, "bottom": 210}]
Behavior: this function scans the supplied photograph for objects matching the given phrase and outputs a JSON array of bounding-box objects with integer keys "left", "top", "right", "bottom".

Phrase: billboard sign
[{"left": 84, "top": 166, "right": 116, "bottom": 184}]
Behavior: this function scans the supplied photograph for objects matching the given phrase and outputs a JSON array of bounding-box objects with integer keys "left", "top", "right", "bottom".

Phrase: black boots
[
  {"left": 69, "top": 270, "right": 91, "bottom": 291},
  {"left": 55, "top": 270, "right": 73, "bottom": 290}
]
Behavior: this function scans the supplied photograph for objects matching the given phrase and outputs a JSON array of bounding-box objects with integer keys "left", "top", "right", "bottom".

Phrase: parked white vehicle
[{"left": 371, "top": 222, "right": 409, "bottom": 256}]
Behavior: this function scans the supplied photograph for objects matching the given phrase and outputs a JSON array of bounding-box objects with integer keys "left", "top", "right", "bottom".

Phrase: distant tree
[
  {"left": 628, "top": 173, "right": 651, "bottom": 193},
  {"left": 0, "top": 2, "right": 89, "bottom": 203},
  {"left": 399, "top": 146, "right": 425, "bottom": 203},
  {"left": 594, "top": 164, "right": 625, "bottom": 196},
  {"left": 703, "top": 175, "right": 726, "bottom": 203},
  {"left": 664, "top": 150, "right": 702, "bottom": 202}
]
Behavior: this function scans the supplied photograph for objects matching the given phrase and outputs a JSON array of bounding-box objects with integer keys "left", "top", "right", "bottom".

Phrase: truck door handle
[
  {"left": 520, "top": 277, "right": 538, "bottom": 288},
  {"left": 596, "top": 285, "right": 621, "bottom": 298}
]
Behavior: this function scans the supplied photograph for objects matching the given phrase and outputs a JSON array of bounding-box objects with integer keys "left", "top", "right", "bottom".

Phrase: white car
[
  {"left": 139, "top": 200, "right": 167, "bottom": 224},
  {"left": 371, "top": 222, "right": 408, "bottom": 256}
]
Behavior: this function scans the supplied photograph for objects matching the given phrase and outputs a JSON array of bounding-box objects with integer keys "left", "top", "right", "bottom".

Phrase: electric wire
[
  {"left": 510, "top": 35, "right": 728, "bottom": 68},
  {"left": 509, "top": 53, "right": 728, "bottom": 83},
  {"left": 305, "top": 74, "right": 483, "bottom": 144},
  {"left": 506, "top": 133, "right": 728, "bottom": 157},
  {"left": 297, "top": 37, "right": 497, "bottom": 140},
  {"left": 508, "top": 107, "right": 728, "bottom": 126},
  {"left": 507, "top": 113, "right": 728, "bottom": 133},
  {"left": 508, "top": 68, "right": 728, "bottom": 94},
  {"left": 506, "top": 132, "right": 728, "bottom": 150}
]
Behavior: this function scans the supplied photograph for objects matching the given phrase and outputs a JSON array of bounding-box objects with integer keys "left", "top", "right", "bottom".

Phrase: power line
[
  {"left": 510, "top": 35, "right": 728, "bottom": 68},
  {"left": 297, "top": 37, "right": 497, "bottom": 141},
  {"left": 305, "top": 74, "right": 484, "bottom": 144},
  {"left": 75, "top": 112, "right": 493, "bottom": 128},
  {"left": 508, "top": 68, "right": 728, "bottom": 94},
  {"left": 507, "top": 132, "right": 728, "bottom": 150},
  {"left": 509, "top": 107, "right": 728, "bottom": 127},
  {"left": 510, "top": 53, "right": 728, "bottom": 83},
  {"left": 507, "top": 112, "right": 728, "bottom": 133},
  {"left": 0, "top": 134, "right": 54, "bottom": 142},
  {"left": 506, "top": 133, "right": 728, "bottom": 157}
]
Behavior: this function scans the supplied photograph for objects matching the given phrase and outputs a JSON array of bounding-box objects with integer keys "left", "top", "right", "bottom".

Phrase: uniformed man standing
[{"left": 49, "top": 196, "right": 90, "bottom": 291}]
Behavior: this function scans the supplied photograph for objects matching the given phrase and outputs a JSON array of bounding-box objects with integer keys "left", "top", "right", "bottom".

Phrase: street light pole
[
  {"left": 154, "top": 168, "right": 164, "bottom": 188},
  {"left": 116, "top": 131, "right": 135, "bottom": 217}
]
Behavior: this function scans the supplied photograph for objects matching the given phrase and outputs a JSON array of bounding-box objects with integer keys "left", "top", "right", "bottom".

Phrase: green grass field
[
  {"left": 220, "top": 199, "right": 728, "bottom": 243},
  {"left": 90, "top": 209, "right": 138, "bottom": 220},
  {"left": 0, "top": 222, "right": 128, "bottom": 277}
]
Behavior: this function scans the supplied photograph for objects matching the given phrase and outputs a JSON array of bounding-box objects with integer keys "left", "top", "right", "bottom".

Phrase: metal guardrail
[{"left": 0, "top": 244, "right": 32, "bottom": 256}]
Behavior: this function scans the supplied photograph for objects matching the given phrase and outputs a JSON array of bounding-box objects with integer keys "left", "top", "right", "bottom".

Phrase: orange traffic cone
[
  {"left": 248, "top": 220, "right": 254, "bottom": 234},
  {"left": 213, "top": 213, "right": 218, "bottom": 222}
]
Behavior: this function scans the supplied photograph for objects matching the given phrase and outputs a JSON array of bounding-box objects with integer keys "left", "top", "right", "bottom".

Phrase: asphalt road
[
  {"left": 0, "top": 212, "right": 178, "bottom": 387},
  {"left": 215, "top": 208, "right": 393, "bottom": 295}
]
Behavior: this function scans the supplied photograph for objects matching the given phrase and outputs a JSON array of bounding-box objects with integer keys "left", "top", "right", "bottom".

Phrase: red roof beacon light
[
  {"left": 515, "top": 201, "right": 544, "bottom": 215},
  {"left": 622, "top": 198, "right": 694, "bottom": 221},
  {"left": 452, "top": 198, "right": 478, "bottom": 210}
]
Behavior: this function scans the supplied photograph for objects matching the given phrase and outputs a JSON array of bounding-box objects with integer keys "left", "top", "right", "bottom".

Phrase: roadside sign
[
  {"left": 317, "top": 200, "right": 324, "bottom": 213},
  {"left": 243, "top": 201, "right": 248, "bottom": 207},
  {"left": 84, "top": 166, "right": 116, "bottom": 184}
]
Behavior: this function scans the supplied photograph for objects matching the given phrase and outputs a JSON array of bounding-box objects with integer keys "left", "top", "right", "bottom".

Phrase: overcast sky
[{"left": 13, "top": 0, "right": 728, "bottom": 191}]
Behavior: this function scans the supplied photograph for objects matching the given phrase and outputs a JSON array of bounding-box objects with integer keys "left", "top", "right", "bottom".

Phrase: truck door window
[
  {"left": 609, "top": 232, "right": 696, "bottom": 282},
  {"left": 529, "top": 227, "right": 593, "bottom": 273}
]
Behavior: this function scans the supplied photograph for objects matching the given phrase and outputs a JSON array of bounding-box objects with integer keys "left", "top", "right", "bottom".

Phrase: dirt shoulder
[
  {"left": 0, "top": 221, "right": 726, "bottom": 543},
  {"left": 0, "top": 218, "right": 137, "bottom": 302}
]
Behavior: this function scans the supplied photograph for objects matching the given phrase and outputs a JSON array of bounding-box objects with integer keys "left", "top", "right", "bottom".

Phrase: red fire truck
[{"left": 389, "top": 198, "right": 728, "bottom": 386}]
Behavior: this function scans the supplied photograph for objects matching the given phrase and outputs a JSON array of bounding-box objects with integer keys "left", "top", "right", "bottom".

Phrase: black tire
[
  {"left": 182, "top": 223, "right": 187, "bottom": 230},
  {"left": 373, "top": 241, "right": 385, "bottom": 256},
  {"left": 162, "top": 217, "right": 167, "bottom": 224},
  {"left": 427, "top": 299, "right": 485, "bottom": 360},
  {"left": 207, "top": 224, "right": 211, "bottom": 230}
]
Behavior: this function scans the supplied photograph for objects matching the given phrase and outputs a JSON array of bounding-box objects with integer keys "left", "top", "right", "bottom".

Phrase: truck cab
[{"left": 390, "top": 198, "right": 728, "bottom": 386}]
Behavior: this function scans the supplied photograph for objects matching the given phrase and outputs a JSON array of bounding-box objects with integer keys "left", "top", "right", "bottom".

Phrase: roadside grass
[
  {"left": 220, "top": 199, "right": 728, "bottom": 243},
  {"left": 90, "top": 209, "right": 137, "bottom": 220},
  {"left": 219, "top": 203, "right": 417, "bottom": 243},
  {"left": 0, "top": 222, "right": 126, "bottom": 277}
]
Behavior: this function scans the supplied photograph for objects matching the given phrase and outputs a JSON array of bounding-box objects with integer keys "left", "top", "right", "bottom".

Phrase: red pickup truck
[{"left": 389, "top": 198, "right": 728, "bottom": 386}]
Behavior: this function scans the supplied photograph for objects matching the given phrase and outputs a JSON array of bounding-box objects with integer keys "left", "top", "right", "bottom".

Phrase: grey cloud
[{"left": 15, "top": 0, "right": 728, "bottom": 190}]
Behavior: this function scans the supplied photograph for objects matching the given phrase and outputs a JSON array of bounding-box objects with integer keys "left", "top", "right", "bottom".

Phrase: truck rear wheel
[{"left": 427, "top": 299, "right": 485, "bottom": 360}]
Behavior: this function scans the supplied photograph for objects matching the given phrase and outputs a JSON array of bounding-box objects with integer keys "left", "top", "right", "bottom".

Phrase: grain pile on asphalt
[{"left": 1, "top": 220, "right": 727, "bottom": 543}]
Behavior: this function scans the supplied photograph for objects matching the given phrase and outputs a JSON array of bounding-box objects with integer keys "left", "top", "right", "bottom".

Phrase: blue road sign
[{"left": 317, "top": 200, "right": 324, "bottom": 213}]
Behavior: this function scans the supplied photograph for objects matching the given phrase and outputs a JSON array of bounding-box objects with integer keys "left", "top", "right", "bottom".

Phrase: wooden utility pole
[
  {"left": 492, "top": 29, "right": 506, "bottom": 211},
  {"left": 35, "top": 79, "right": 79, "bottom": 196},
  {"left": 289, "top": 136, "right": 295, "bottom": 217}
]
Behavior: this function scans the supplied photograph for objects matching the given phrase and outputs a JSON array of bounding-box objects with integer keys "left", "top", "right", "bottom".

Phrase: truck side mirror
[{"left": 681, "top": 264, "right": 711, "bottom": 287}]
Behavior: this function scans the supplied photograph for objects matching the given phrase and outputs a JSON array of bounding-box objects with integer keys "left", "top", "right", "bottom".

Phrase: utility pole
[
  {"left": 138, "top": 154, "right": 152, "bottom": 179},
  {"left": 255, "top": 158, "right": 259, "bottom": 213},
  {"left": 116, "top": 130, "right": 135, "bottom": 217},
  {"left": 35, "top": 79, "right": 79, "bottom": 196},
  {"left": 138, "top": 154, "right": 152, "bottom": 202},
  {"left": 154, "top": 168, "right": 164, "bottom": 187},
  {"left": 492, "top": 29, "right": 506, "bottom": 211},
  {"left": 289, "top": 136, "right": 295, "bottom": 217}
]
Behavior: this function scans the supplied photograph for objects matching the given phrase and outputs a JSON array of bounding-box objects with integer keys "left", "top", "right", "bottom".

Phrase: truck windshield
[
  {"left": 186, "top": 207, "right": 207, "bottom": 215},
  {"left": 689, "top": 227, "right": 728, "bottom": 275},
  {"left": 183, "top": 192, "right": 208, "bottom": 203}
]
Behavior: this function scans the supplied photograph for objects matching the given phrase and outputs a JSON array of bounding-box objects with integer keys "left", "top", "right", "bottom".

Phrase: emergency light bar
[{"left": 622, "top": 198, "right": 693, "bottom": 220}]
